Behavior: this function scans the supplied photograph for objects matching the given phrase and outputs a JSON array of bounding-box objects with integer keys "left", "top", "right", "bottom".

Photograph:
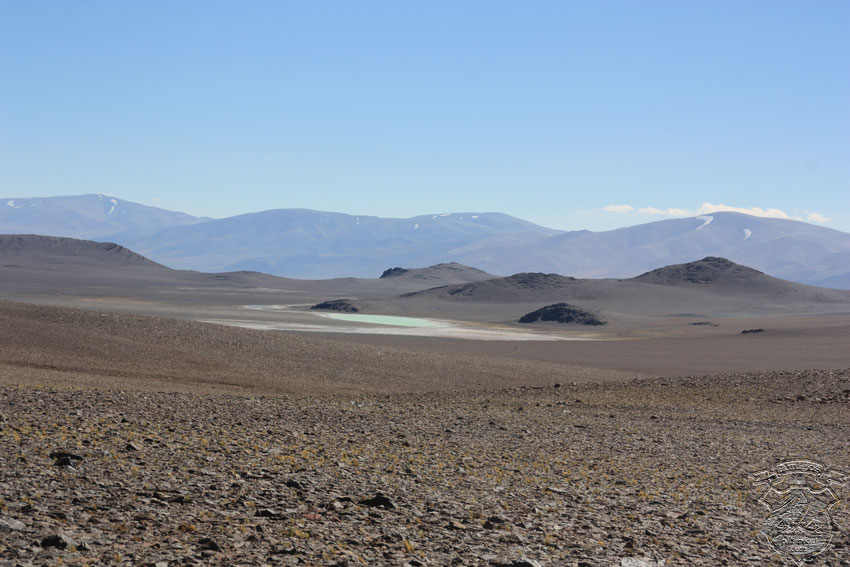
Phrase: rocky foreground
[{"left": 1, "top": 370, "right": 848, "bottom": 567}]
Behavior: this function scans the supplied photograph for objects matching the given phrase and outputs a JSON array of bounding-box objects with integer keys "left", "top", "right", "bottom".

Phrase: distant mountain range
[
  {"left": 0, "top": 194, "right": 207, "bottom": 240},
  {"left": 1, "top": 194, "right": 848, "bottom": 288}
]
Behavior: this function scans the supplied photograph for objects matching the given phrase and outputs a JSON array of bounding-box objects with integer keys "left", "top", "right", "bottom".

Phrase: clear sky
[{"left": 1, "top": 1, "right": 848, "bottom": 231}]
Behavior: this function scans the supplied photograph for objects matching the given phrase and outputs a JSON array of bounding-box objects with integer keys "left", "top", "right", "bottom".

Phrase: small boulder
[
  {"left": 255, "top": 508, "right": 281, "bottom": 518},
  {"left": 0, "top": 517, "right": 26, "bottom": 532},
  {"left": 620, "top": 558, "right": 661, "bottom": 567},
  {"left": 49, "top": 451, "right": 83, "bottom": 468},
  {"left": 198, "top": 537, "right": 222, "bottom": 552},
  {"left": 359, "top": 493, "right": 395, "bottom": 509},
  {"left": 41, "top": 533, "right": 77, "bottom": 549}
]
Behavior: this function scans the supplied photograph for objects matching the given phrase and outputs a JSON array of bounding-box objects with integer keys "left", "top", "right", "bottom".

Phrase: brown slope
[
  {"left": 0, "top": 236, "right": 499, "bottom": 314},
  {"left": 0, "top": 234, "right": 168, "bottom": 268},
  {"left": 0, "top": 300, "right": 637, "bottom": 396}
]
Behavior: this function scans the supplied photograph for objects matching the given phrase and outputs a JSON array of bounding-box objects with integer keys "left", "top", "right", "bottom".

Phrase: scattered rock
[
  {"left": 255, "top": 508, "right": 281, "bottom": 518},
  {"left": 40, "top": 533, "right": 76, "bottom": 549},
  {"left": 198, "top": 538, "right": 222, "bottom": 552},
  {"left": 48, "top": 451, "right": 83, "bottom": 460},
  {"left": 514, "top": 559, "right": 545, "bottom": 567},
  {"left": 49, "top": 451, "right": 83, "bottom": 468},
  {"left": 490, "top": 559, "right": 545, "bottom": 567},
  {"left": 620, "top": 558, "right": 661, "bottom": 567},
  {"left": 0, "top": 517, "right": 26, "bottom": 532},
  {"left": 1, "top": 370, "right": 847, "bottom": 566},
  {"left": 359, "top": 494, "right": 396, "bottom": 509}
]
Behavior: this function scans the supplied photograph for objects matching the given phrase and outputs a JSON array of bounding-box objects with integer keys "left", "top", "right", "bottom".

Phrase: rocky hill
[
  {"left": 630, "top": 256, "right": 766, "bottom": 285},
  {"left": 518, "top": 303, "right": 606, "bottom": 325}
]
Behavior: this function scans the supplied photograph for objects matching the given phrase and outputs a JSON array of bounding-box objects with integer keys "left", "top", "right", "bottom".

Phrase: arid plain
[{"left": 1, "top": 236, "right": 849, "bottom": 566}]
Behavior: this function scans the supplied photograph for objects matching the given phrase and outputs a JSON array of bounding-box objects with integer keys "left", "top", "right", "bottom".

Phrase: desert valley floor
[{"left": 1, "top": 237, "right": 849, "bottom": 566}]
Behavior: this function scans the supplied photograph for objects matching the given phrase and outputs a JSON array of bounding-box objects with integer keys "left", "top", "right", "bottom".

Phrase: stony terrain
[
  {"left": 2, "top": 243, "right": 850, "bottom": 567},
  {"left": 1, "top": 369, "right": 848, "bottom": 566}
]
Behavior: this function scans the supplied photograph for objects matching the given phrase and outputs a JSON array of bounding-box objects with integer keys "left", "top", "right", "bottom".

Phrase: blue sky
[{"left": 1, "top": 1, "right": 848, "bottom": 231}]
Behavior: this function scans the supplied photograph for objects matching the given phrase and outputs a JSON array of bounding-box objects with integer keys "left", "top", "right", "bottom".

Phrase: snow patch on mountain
[
  {"left": 743, "top": 229, "right": 752, "bottom": 240},
  {"left": 696, "top": 215, "right": 714, "bottom": 229}
]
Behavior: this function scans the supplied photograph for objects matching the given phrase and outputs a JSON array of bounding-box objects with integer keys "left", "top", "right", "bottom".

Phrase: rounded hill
[
  {"left": 0, "top": 234, "right": 167, "bottom": 269},
  {"left": 380, "top": 262, "right": 494, "bottom": 285},
  {"left": 630, "top": 257, "right": 766, "bottom": 285},
  {"left": 404, "top": 272, "right": 578, "bottom": 303}
]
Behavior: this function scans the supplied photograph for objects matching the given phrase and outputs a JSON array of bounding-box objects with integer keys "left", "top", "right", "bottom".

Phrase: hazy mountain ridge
[
  {"left": 119, "top": 209, "right": 560, "bottom": 277},
  {"left": 0, "top": 194, "right": 208, "bottom": 241},
  {"left": 451, "top": 213, "right": 850, "bottom": 287},
  {"left": 0, "top": 195, "right": 847, "bottom": 288}
]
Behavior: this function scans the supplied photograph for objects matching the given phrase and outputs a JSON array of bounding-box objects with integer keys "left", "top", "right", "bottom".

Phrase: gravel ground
[{"left": 1, "top": 369, "right": 848, "bottom": 566}]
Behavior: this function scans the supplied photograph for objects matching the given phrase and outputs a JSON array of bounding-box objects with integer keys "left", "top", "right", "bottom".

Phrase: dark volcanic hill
[
  {"left": 628, "top": 256, "right": 832, "bottom": 296},
  {"left": 630, "top": 256, "right": 766, "bottom": 285},
  {"left": 518, "top": 303, "right": 606, "bottom": 325}
]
